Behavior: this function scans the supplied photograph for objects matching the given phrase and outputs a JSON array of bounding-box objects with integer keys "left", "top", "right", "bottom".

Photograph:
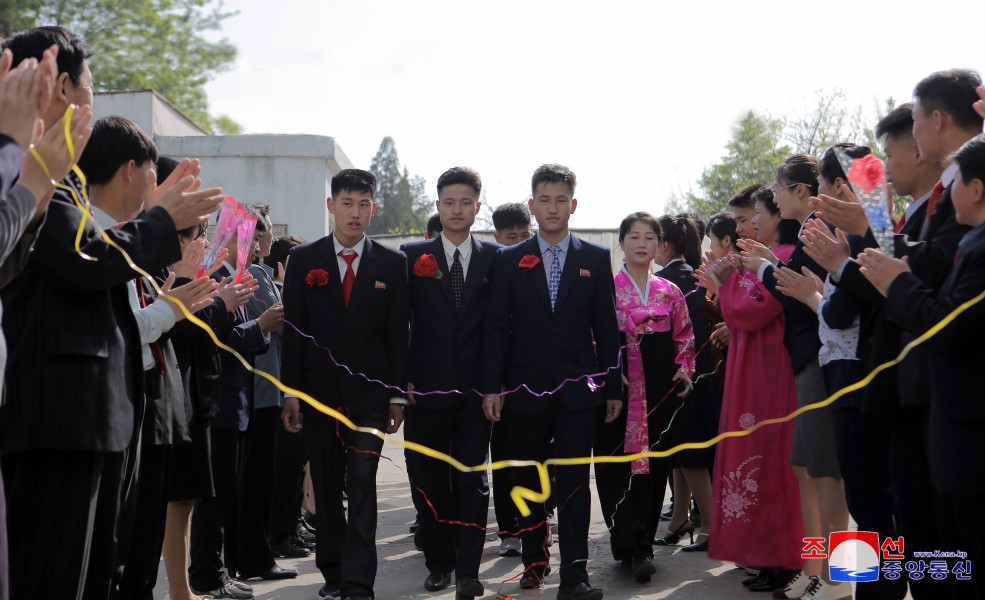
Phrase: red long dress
[{"left": 708, "top": 265, "right": 805, "bottom": 571}]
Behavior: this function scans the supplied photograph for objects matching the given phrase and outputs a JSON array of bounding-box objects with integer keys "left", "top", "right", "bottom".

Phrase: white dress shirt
[
  {"left": 440, "top": 233, "right": 473, "bottom": 278},
  {"left": 333, "top": 233, "right": 366, "bottom": 276}
]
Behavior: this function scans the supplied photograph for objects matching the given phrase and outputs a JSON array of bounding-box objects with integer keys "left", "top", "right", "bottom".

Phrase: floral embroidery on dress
[
  {"left": 738, "top": 413, "right": 756, "bottom": 430},
  {"left": 720, "top": 455, "right": 762, "bottom": 523},
  {"left": 737, "top": 270, "right": 764, "bottom": 301}
]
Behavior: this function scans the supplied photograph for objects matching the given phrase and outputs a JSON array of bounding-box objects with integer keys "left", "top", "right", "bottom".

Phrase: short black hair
[
  {"left": 875, "top": 102, "right": 915, "bottom": 141},
  {"left": 491, "top": 202, "right": 531, "bottom": 232},
  {"left": 820, "top": 143, "right": 872, "bottom": 188},
  {"left": 2, "top": 26, "right": 92, "bottom": 85},
  {"left": 656, "top": 214, "right": 702, "bottom": 268},
  {"left": 426, "top": 213, "right": 443, "bottom": 237},
  {"left": 265, "top": 235, "right": 306, "bottom": 274},
  {"left": 331, "top": 169, "right": 377, "bottom": 198},
  {"left": 250, "top": 204, "right": 271, "bottom": 234},
  {"left": 954, "top": 133, "right": 985, "bottom": 186},
  {"left": 752, "top": 186, "right": 800, "bottom": 246},
  {"left": 156, "top": 156, "right": 179, "bottom": 186},
  {"left": 707, "top": 212, "right": 738, "bottom": 246},
  {"left": 727, "top": 183, "right": 765, "bottom": 210},
  {"left": 531, "top": 163, "right": 576, "bottom": 196},
  {"left": 776, "top": 154, "right": 821, "bottom": 197},
  {"left": 913, "top": 69, "right": 984, "bottom": 132},
  {"left": 618, "top": 212, "right": 662, "bottom": 242},
  {"left": 178, "top": 221, "right": 208, "bottom": 242},
  {"left": 437, "top": 166, "right": 481, "bottom": 196},
  {"left": 77, "top": 116, "right": 158, "bottom": 186}
]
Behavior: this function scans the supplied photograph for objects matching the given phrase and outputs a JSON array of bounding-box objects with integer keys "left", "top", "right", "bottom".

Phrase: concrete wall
[{"left": 93, "top": 90, "right": 207, "bottom": 137}]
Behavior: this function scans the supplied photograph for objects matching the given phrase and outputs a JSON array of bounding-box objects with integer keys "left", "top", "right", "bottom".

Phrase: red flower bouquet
[
  {"left": 413, "top": 254, "right": 443, "bottom": 279},
  {"left": 847, "top": 154, "right": 885, "bottom": 194}
]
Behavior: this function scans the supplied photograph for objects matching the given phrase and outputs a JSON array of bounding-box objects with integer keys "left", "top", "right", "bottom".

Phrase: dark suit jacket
[
  {"left": 481, "top": 234, "right": 623, "bottom": 416},
  {"left": 0, "top": 194, "right": 181, "bottom": 455},
  {"left": 885, "top": 220, "right": 985, "bottom": 495},
  {"left": 401, "top": 236, "right": 501, "bottom": 408},
  {"left": 280, "top": 235, "right": 409, "bottom": 422},
  {"left": 761, "top": 213, "right": 831, "bottom": 374},
  {"left": 170, "top": 279, "right": 230, "bottom": 425},
  {"left": 211, "top": 264, "right": 268, "bottom": 432}
]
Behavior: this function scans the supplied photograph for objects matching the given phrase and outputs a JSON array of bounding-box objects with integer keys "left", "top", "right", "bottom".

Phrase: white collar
[
  {"left": 904, "top": 189, "right": 932, "bottom": 221},
  {"left": 333, "top": 233, "right": 366, "bottom": 256},
  {"left": 941, "top": 161, "right": 959, "bottom": 188},
  {"left": 440, "top": 233, "right": 472, "bottom": 256}
]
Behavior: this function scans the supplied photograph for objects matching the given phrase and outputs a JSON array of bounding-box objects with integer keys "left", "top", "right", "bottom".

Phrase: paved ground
[{"left": 154, "top": 429, "right": 870, "bottom": 600}]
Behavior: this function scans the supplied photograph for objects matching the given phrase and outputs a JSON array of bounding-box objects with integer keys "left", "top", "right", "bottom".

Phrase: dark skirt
[
  {"left": 594, "top": 331, "right": 678, "bottom": 561},
  {"left": 167, "top": 420, "right": 215, "bottom": 501}
]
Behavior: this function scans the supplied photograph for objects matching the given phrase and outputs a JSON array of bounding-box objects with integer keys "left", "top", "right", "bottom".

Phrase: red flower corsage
[
  {"left": 519, "top": 254, "right": 541, "bottom": 270},
  {"left": 413, "top": 254, "right": 443, "bottom": 279},
  {"left": 306, "top": 268, "right": 329, "bottom": 287}
]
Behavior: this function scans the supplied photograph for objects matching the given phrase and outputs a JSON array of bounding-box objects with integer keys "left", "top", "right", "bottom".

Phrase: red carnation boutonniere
[
  {"left": 519, "top": 254, "right": 541, "bottom": 270},
  {"left": 306, "top": 268, "right": 329, "bottom": 287},
  {"left": 413, "top": 254, "right": 443, "bottom": 279}
]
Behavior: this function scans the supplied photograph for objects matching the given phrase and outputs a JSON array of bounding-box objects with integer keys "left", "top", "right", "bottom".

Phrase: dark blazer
[
  {"left": 211, "top": 264, "right": 268, "bottom": 432},
  {"left": 0, "top": 194, "right": 181, "bottom": 455},
  {"left": 169, "top": 278, "right": 231, "bottom": 425},
  {"left": 896, "top": 185, "right": 971, "bottom": 291},
  {"left": 761, "top": 212, "right": 831, "bottom": 374},
  {"left": 401, "top": 236, "right": 500, "bottom": 408},
  {"left": 481, "top": 234, "right": 622, "bottom": 416},
  {"left": 885, "top": 220, "right": 985, "bottom": 495},
  {"left": 280, "top": 235, "right": 409, "bottom": 421}
]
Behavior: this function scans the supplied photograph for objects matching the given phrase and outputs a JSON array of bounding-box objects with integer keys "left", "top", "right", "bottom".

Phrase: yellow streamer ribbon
[{"left": 29, "top": 105, "right": 985, "bottom": 517}]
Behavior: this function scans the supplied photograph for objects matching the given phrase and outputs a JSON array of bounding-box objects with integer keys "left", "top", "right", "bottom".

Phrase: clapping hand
[
  {"left": 773, "top": 266, "right": 824, "bottom": 313},
  {"left": 0, "top": 45, "right": 57, "bottom": 150},
  {"left": 974, "top": 86, "right": 985, "bottom": 120},
  {"left": 801, "top": 220, "right": 851, "bottom": 274},
  {"left": 158, "top": 271, "right": 218, "bottom": 319},
  {"left": 736, "top": 238, "right": 776, "bottom": 273},
  {"left": 809, "top": 193, "right": 870, "bottom": 237},
  {"left": 171, "top": 239, "right": 227, "bottom": 280},
  {"left": 857, "top": 248, "right": 910, "bottom": 297},
  {"left": 17, "top": 104, "right": 92, "bottom": 215}
]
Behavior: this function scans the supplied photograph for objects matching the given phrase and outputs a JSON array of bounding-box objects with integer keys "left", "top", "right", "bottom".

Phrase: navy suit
[
  {"left": 280, "top": 234, "right": 408, "bottom": 598},
  {"left": 482, "top": 234, "right": 622, "bottom": 587},
  {"left": 400, "top": 235, "right": 499, "bottom": 579}
]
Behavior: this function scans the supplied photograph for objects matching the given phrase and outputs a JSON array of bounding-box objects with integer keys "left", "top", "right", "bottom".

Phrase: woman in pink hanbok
[
  {"left": 594, "top": 212, "right": 694, "bottom": 584},
  {"left": 703, "top": 219, "right": 805, "bottom": 592}
]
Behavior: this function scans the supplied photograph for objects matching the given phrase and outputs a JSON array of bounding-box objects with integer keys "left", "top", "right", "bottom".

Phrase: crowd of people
[{"left": 0, "top": 22, "right": 984, "bottom": 600}]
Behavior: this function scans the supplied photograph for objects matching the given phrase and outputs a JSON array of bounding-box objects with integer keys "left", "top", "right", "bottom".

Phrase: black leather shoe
[
  {"left": 424, "top": 571, "right": 451, "bottom": 592},
  {"left": 455, "top": 575, "right": 484, "bottom": 599},
  {"left": 557, "top": 582, "right": 604, "bottom": 600},
  {"left": 297, "top": 523, "right": 316, "bottom": 544},
  {"left": 519, "top": 566, "right": 551, "bottom": 590},
  {"left": 301, "top": 513, "right": 317, "bottom": 533},
  {"left": 271, "top": 538, "right": 310, "bottom": 558},
  {"left": 238, "top": 565, "right": 298, "bottom": 580},
  {"left": 317, "top": 582, "right": 340, "bottom": 599},
  {"left": 747, "top": 568, "right": 794, "bottom": 592},
  {"left": 631, "top": 556, "right": 656, "bottom": 582},
  {"left": 680, "top": 538, "right": 709, "bottom": 552}
]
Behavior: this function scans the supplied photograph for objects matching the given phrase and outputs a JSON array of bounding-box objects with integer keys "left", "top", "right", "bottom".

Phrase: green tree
[
  {"left": 367, "top": 137, "right": 431, "bottom": 235},
  {"left": 2, "top": 0, "right": 239, "bottom": 133}
]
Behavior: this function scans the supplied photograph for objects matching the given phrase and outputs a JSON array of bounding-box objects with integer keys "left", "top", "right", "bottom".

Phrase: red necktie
[
  {"left": 137, "top": 277, "right": 166, "bottom": 375},
  {"left": 925, "top": 180, "right": 945, "bottom": 225},
  {"left": 339, "top": 250, "right": 357, "bottom": 307},
  {"left": 894, "top": 211, "right": 906, "bottom": 234}
]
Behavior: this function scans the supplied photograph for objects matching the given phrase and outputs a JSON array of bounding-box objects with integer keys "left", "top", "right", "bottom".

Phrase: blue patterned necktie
[{"left": 548, "top": 244, "right": 561, "bottom": 310}]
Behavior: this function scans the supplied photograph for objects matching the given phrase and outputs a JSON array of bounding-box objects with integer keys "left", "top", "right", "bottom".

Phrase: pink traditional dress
[
  {"left": 594, "top": 267, "right": 694, "bottom": 562},
  {"left": 708, "top": 265, "right": 804, "bottom": 571}
]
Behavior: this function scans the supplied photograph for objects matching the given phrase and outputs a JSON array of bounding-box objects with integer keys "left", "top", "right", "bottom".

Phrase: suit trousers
[
  {"left": 830, "top": 407, "right": 906, "bottom": 600},
  {"left": 506, "top": 400, "right": 598, "bottom": 588},
  {"left": 117, "top": 444, "right": 171, "bottom": 600},
  {"left": 303, "top": 411, "right": 386, "bottom": 598},
  {"left": 404, "top": 398, "right": 492, "bottom": 578},
  {"left": 189, "top": 428, "right": 245, "bottom": 591},
  {"left": 229, "top": 407, "right": 278, "bottom": 575},
  {"left": 490, "top": 417, "right": 519, "bottom": 539},
  {"left": 3, "top": 449, "right": 126, "bottom": 600},
  {"left": 268, "top": 414, "right": 307, "bottom": 543}
]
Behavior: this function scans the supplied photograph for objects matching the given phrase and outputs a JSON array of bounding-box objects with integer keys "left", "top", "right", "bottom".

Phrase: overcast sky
[{"left": 205, "top": 0, "right": 985, "bottom": 228}]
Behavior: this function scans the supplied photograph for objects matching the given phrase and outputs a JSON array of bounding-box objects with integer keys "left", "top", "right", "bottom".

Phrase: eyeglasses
[{"left": 771, "top": 182, "right": 803, "bottom": 193}]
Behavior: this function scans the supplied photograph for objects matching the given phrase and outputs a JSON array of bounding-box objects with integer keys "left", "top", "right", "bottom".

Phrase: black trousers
[
  {"left": 303, "top": 411, "right": 385, "bottom": 598},
  {"left": 404, "top": 399, "right": 492, "bottom": 578},
  {"left": 490, "top": 417, "right": 519, "bottom": 539},
  {"left": 831, "top": 407, "right": 907, "bottom": 600},
  {"left": 117, "top": 444, "right": 171, "bottom": 600},
  {"left": 228, "top": 407, "right": 278, "bottom": 575},
  {"left": 189, "top": 428, "right": 245, "bottom": 591},
  {"left": 3, "top": 449, "right": 126, "bottom": 600},
  {"left": 506, "top": 401, "right": 598, "bottom": 588},
  {"left": 268, "top": 410, "right": 307, "bottom": 543}
]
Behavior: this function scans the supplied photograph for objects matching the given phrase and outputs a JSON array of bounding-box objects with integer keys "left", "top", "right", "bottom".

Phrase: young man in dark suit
[
  {"left": 400, "top": 167, "right": 500, "bottom": 598},
  {"left": 860, "top": 132, "right": 985, "bottom": 600},
  {"left": 482, "top": 164, "right": 622, "bottom": 600},
  {"left": 281, "top": 169, "right": 409, "bottom": 600}
]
